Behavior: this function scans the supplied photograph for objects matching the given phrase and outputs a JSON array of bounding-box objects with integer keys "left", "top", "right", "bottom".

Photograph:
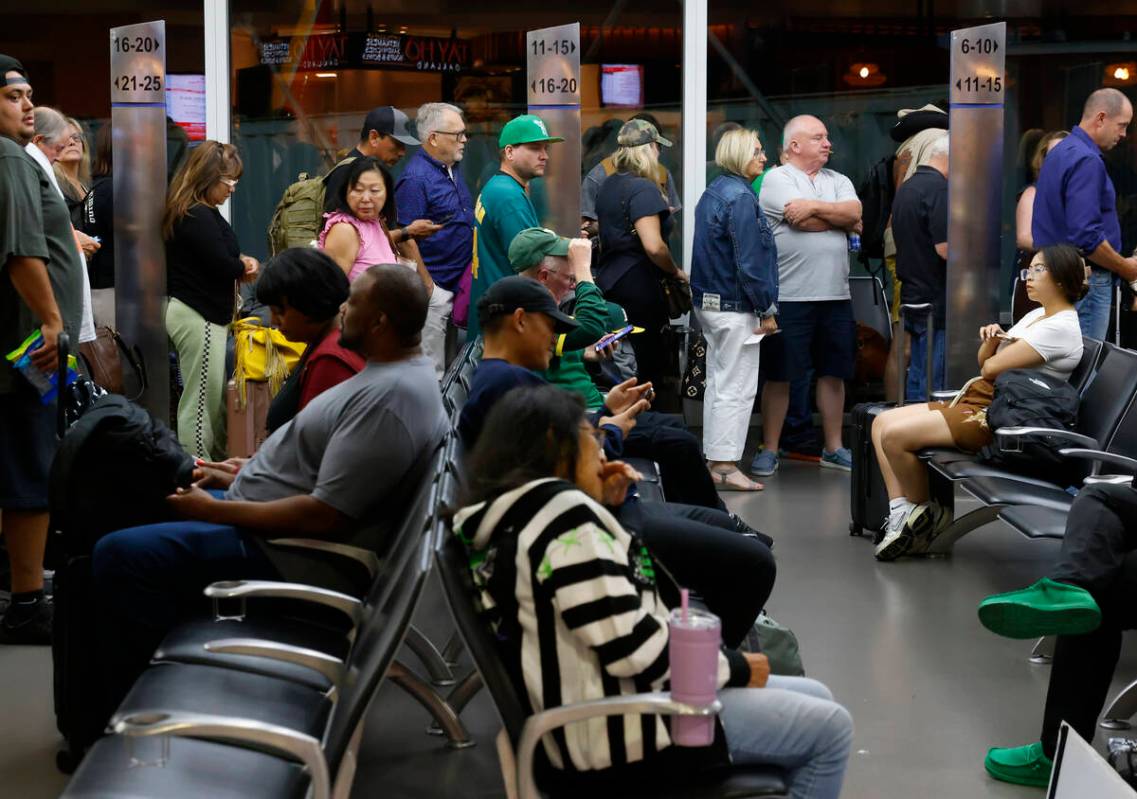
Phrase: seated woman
[
  {"left": 873, "top": 244, "right": 1086, "bottom": 562},
  {"left": 256, "top": 247, "right": 365, "bottom": 434},
  {"left": 979, "top": 480, "right": 1137, "bottom": 787},
  {"left": 454, "top": 384, "right": 853, "bottom": 799}
]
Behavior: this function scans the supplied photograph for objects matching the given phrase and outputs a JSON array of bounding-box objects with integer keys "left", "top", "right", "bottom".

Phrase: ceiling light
[{"left": 315, "top": 72, "right": 337, "bottom": 78}]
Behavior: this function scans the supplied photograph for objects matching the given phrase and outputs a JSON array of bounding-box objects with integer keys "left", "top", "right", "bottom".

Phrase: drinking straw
[{"left": 680, "top": 588, "right": 689, "bottom": 623}]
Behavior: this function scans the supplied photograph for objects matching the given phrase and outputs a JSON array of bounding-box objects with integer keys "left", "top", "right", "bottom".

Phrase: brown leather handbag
[{"left": 78, "top": 326, "right": 145, "bottom": 398}]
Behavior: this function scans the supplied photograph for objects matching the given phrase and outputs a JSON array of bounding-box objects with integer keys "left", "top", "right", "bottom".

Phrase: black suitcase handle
[
  {"left": 57, "top": 331, "right": 70, "bottom": 439},
  {"left": 897, "top": 303, "right": 935, "bottom": 404}
]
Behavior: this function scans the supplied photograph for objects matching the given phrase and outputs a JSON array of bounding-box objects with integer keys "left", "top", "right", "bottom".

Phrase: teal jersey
[{"left": 469, "top": 171, "right": 539, "bottom": 338}]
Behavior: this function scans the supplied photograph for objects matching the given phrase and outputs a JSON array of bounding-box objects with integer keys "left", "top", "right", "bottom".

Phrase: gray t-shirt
[
  {"left": 0, "top": 136, "right": 85, "bottom": 393},
  {"left": 759, "top": 164, "right": 858, "bottom": 302},
  {"left": 229, "top": 354, "right": 447, "bottom": 583},
  {"left": 581, "top": 160, "right": 680, "bottom": 221}
]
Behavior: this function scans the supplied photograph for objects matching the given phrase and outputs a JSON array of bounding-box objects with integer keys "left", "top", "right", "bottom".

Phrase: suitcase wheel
[{"left": 849, "top": 521, "right": 863, "bottom": 537}]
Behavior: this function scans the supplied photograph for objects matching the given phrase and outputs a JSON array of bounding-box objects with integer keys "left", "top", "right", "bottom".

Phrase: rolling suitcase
[
  {"left": 849, "top": 304, "right": 934, "bottom": 540},
  {"left": 226, "top": 378, "right": 272, "bottom": 458}
]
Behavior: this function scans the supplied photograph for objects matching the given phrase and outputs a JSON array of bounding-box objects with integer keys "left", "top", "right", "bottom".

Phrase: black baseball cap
[
  {"left": 0, "top": 55, "right": 29, "bottom": 86},
  {"left": 360, "top": 106, "right": 419, "bottom": 146},
  {"left": 477, "top": 277, "right": 579, "bottom": 333}
]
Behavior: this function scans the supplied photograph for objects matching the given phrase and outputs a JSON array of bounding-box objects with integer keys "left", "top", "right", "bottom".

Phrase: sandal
[{"left": 709, "top": 466, "right": 764, "bottom": 492}]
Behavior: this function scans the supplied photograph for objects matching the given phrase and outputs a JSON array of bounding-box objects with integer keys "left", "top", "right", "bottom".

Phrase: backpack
[
  {"left": 266, "top": 157, "right": 355, "bottom": 256},
  {"left": 857, "top": 153, "right": 895, "bottom": 260},
  {"left": 49, "top": 393, "right": 195, "bottom": 553},
  {"left": 979, "top": 369, "right": 1081, "bottom": 485}
]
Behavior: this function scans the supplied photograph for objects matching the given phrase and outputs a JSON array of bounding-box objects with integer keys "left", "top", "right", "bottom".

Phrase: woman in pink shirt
[{"left": 319, "top": 157, "right": 433, "bottom": 292}]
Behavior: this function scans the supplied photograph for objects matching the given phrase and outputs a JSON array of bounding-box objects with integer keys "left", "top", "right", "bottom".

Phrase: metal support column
[
  {"left": 681, "top": 0, "right": 708, "bottom": 270},
  {"left": 526, "top": 24, "right": 581, "bottom": 236},
  {"left": 945, "top": 23, "right": 1006, "bottom": 387},
  {"left": 111, "top": 21, "right": 169, "bottom": 420}
]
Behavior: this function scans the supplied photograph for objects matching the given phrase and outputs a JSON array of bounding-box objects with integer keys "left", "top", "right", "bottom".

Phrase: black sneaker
[{"left": 0, "top": 598, "right": 53, "bottom": 646}]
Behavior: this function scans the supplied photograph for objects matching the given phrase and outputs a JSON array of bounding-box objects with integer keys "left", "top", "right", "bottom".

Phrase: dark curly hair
[{"left": 1038, "top": 244, "right": 1088, "bottom": 304}]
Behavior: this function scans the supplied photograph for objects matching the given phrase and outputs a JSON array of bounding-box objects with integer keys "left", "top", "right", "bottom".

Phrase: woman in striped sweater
[{"left": 454, "top": 385, "right": 852, "bottom": 798}]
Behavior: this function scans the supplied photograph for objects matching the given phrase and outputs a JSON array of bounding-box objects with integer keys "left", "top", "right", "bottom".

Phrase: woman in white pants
[{"left": 690, "top": 129, "right": 779, "bottom": 491}]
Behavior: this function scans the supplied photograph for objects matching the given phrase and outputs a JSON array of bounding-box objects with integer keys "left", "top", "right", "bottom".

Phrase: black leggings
[
  {"left": 616, "top": 498, "right": 775, "bottom": 648},
  {"left": 1041, "top": 483, "right": 1137, "bottom": 757},
  {"left": 623, "top": 411, "right": 722, "bottom": 511},
  {"left": 604, "top": 264, "right": 671, "bottom": 391}
]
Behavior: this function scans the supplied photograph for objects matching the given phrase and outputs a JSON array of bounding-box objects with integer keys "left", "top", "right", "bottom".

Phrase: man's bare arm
[{"left": 7, "top": 256, "right": 63, "bottom": 373}]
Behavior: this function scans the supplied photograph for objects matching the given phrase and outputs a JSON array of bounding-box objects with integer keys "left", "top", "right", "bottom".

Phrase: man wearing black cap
[
  {"left": 322, "top": 106, "right": 422, "bottom": 216},
  {"left": 0, "top": 55, "right": 86, "bottom": 643}
]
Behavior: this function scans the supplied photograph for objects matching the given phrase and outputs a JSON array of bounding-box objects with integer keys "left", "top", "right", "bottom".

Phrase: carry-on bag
[{"left": 849, "top": 303, "right": 934, "bottom": 539}]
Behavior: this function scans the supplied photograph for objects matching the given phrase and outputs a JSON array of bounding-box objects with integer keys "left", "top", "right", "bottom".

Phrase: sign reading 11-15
[
  {"left": 950, "top": 21, "right": 1005, "bottom": 106},
  {"left": 526, "top": 23, "right": 580, "bottom": 107}
]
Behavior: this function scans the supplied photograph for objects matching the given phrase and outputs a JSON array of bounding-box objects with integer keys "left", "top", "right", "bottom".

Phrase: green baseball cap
[
  {"left": 499, "top": 114, "right": 565, "bottom": 148},
  {"left": 617, "top": 118, "right": 672, "bottom": 148},
  {"left": 605, "top": 302, "right": 645, "bottom": 334},
  {"left": 508, "top": 227, "right": 570, "bottom": 273}
]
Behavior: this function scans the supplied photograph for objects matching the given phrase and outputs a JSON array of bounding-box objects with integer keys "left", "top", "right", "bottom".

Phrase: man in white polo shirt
[{"left": 754, "top": 115, "right": 862, "bottom": 476}]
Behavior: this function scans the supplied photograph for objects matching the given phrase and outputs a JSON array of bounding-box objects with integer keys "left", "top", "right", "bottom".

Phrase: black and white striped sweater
[{"left": 454, "top": 478, "right": 746, "bottom": 775}]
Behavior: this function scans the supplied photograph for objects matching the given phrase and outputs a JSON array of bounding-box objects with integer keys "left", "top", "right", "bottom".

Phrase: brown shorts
[{"left": 929, "top": 378, "right": 995, "bottom": 453}]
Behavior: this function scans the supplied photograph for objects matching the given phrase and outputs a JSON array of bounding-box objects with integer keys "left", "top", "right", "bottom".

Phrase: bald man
[
  {"left": 1034, "top": 88, "right": 1137, "bottom": 340},
  {"left": 91, "top": 263, "right": 447, "bottom": 714},
  {"left": 754, "top": 115, "right": 862, "bottom": 476}
]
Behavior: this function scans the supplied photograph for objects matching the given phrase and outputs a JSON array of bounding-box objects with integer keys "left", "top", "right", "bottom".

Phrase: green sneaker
[
  {"left": 978, "top": 577, "right": 1101, "bottom": 639},
  {"left": 984, "top": 742, "right": 1053, "bottom": 788}
]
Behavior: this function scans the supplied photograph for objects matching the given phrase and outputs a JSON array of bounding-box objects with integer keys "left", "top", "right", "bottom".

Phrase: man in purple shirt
[
  {"left": 1033, "top": 88, "right": 1137, "bottom": 339},
  {"left": 396, "top": 102, "right": 475, "bottom": 377}
]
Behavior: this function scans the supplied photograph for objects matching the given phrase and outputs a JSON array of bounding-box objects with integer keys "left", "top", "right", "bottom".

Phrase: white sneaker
[{"left": 874, "top": 510, "right": 911, "bottom": 561}]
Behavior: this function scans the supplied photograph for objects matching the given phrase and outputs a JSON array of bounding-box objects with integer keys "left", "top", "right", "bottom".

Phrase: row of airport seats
[
  {"left": 913, "top": 337, "right": 1137, "bottom": 730},
  {"left": 61, "top": 343, "right": 780, "bottom": 798}
]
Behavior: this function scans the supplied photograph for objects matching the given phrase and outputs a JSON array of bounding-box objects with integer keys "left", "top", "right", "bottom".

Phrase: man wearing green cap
[{"left": 468, "top": 114, "right": 564, "bottom": 338}]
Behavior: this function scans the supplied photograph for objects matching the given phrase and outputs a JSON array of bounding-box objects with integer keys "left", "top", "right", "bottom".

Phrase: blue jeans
[
  {"left": 1077, "top": 268, "right": 1115, "bottom": 340},
  {"left": 721, "top": 676, "right": 853, "bottom": 799},
  {"left": 92, "top": 520, "right": 278, "bottom": 715},
  {"left": 905, "top": 327, "right": 947, "bottom": 401}
]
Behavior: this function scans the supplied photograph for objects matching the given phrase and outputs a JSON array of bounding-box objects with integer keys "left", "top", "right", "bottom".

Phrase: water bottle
[{"left": 848, "top": 233, "right": 861, "bottom": 253}]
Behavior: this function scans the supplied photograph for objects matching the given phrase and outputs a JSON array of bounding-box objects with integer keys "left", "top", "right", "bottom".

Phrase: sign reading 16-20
[{"left": 110, "top": 20, "right": 166, "bottom": 104}]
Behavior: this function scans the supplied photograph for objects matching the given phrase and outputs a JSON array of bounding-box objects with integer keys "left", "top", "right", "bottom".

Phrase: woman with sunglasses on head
[
  {"left": 164, "top": 140, "right": 260, "bottom": 460},
  {"left": 872, "top": 244, "right": 1086, "bottom": 562}
]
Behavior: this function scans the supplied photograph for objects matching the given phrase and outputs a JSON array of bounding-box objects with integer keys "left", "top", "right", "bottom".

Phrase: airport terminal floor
[{"left": 6, "top": 443, "right": 1137, "bottom": 798}]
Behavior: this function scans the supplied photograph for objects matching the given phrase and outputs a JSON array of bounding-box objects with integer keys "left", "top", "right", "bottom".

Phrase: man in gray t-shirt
[
  {"left": 753, "top": 115, "right": 862, "bottom": 477},
  {"left": 0, "top": 57, "right": 86, "bottom": 645},
  {"left": 91, "top": 265, "right": 446, "bottom": 709}
]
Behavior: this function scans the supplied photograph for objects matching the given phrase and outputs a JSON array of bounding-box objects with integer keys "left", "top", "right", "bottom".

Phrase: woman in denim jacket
[{"left": 691, "top": 129, "right": 779, "bottom": 491}]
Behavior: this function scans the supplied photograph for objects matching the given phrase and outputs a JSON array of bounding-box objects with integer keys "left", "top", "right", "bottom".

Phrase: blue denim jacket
[{"left": 690, "top": 174, "right": 779, "bottom": 315}]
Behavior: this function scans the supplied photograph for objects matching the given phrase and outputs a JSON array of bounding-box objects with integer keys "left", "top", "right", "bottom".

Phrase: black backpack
[
  {"left": 49, "top": 394, "right": 195, "bottom": 554},
  {"left": 857, "top": 154, "right": 895, "bottom": 260},
  {"left": 979, "top": 369, "right": 1081, "bottom": 485}
]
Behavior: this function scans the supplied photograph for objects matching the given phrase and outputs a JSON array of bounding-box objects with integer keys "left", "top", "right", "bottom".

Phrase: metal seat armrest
[
  {"left": 995, "top": 427, "right": 1099, "bottom": 451},
  {"left": 202, "top": 638, "right": 346, "bottom": 688},
  {"left": 204, "top": 580, "right": 363, "bottom": 627},
  {"left": 113, "top": 711, "right": 330, "bottom": 799},
  {"left": 931, "top": 389, "right": 959, "bottom": 402},
  {"left": 516, "top": 691, "right": 721, "bottom": 799},
  {"left": 265, "top": 538, "right": 379, "bottom": 581},
  {"left": 1059, "top": 448, "right": 1137, "bottom": 476}
]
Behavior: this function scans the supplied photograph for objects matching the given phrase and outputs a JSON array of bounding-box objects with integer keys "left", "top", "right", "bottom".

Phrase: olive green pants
[{"left": 165, "top": 298, "right": 228, "bottom": 460}]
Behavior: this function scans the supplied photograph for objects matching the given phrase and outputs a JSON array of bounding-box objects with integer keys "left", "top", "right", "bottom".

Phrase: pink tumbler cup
[{"left": 668, "top": 607, "right": 721, "bottom": 746}]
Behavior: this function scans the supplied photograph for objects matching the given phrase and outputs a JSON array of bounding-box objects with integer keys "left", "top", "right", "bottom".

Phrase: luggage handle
[
  {"left": 897, "top": 303, "right": 935, "bottom": 405},
  {"left": 57, "top": 332, "right": 70, "bottom": 439}
]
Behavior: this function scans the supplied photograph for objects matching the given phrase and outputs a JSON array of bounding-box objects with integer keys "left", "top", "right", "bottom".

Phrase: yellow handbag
[{"left": 230, "top": 316, "right": 307, "bottom": 408}]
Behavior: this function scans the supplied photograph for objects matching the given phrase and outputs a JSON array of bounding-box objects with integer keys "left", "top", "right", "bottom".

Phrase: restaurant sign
[{"left": 260, "top": 32, "right": 470, "bottom": 74}]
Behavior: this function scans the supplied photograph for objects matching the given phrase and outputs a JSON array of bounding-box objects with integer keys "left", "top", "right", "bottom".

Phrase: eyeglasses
[
  {"left": 433, "top": 129, "right": 468, "bottom": 142},
  {"left": 220, "top": 177, "right": 239, "bottom": 189},
  {"left": 582, "top": 426, "right": 607, "bottom": 448},
  {"left": 66, "top": 134, "right": 84, "bottom": 145},
  {"left": 753, "top": 148, "right": 765, "bottom": 157},
  {"left": 1020, "top": 265, "right": 1048, "bottom": 281}
]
